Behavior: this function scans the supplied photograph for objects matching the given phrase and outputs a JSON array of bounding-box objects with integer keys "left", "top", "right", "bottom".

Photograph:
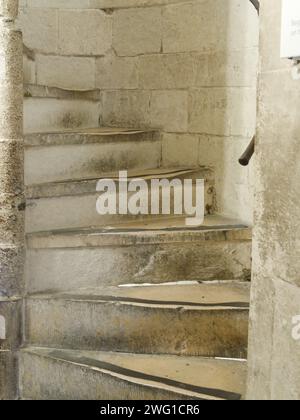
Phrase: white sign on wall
[{"left": 281, "top": 0, "right": 300, "bottom": 59}]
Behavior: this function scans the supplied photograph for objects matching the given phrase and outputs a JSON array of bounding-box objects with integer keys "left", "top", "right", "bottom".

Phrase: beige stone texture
[
  {"left": 101, "top": 90, "right": 151, "bottom": 128},
  {"left": 25, "top": 224, "right": 251, "bottom": 293},
  {"left": 19, "top": 0, "right": 259, "bottom": 225},
  {"left": 25, "top": 282, "right": 249, "bottom": 358},
  {"left": 36, "top": 55, "right": 96, "bottom": 91},
  {"left": 139, "top": 53, "right": 195, "bottom": 90},
  {"left": 189, "top": 87, "right": 256, "bottom": 137},
  {"left": 162, "top": 133, "right": 199, "bottom": 167},
  {"left": 25, "top": 168, "right": 215, "bottom": 232},
  {"left": 19, "top": 8, "right": 59, "bottom": 54},
  {"left": 58, "top": 10, "right": 112, "bottom": 56},
  {"left": 150, "top": 90, "right": 188, "bottom": 133},
  {"left": 0, "top": 351, "right": 18, "bottom": 400},
  {"left": 25, "top": 129, "right": 161, "bottom": 184},
  {"left": 24, "top": 98, "right": 100, "bottom": 132},
  {"left": 113, "top": 7, "right": 162, "bottom": 56},
  {"left": 247, "top": 0, "right": 300, "bottom": 400},
  {"left": 96, "top": 55, "right": 138, "bottom": 90},
  {"left": 198, "top": 135, "right": 255, "bottom": 223},
  {"left": 0, "top": 1, "right": 24, "bottom": 400},
  {"left": 21, "top": 348, "right": 247, "bottom": 400},
  {"left": 0, "top": 0, "right": 18, "bottom": 18}
]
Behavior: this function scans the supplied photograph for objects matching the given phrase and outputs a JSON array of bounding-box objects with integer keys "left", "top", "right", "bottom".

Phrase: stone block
[
  {"left": 150, "top": 90, "right": 188, "bottom": 132},
  {"left": 24, "top": 98, "right": 100, "bottom": 133},
  {"left": 0, "top": 299, "right": 22, "bottom": 350},
  {"left": 23, "top": 54, "right": 36, "bottom": 85},
  {"left": 189, "top": 87, "right": 256, "bottom": 136},
  {"left": 0, "top": 246, "right": 25, "bottom": 298},
  {"left": 194, "top": 49, "right": 258, "bottom": 88},
  {"left": 58, "top": 10, "right": 112, "bottom": 56},
  {"left": 138, "top": 53, "right": 195, "bottom": 89},
  {"left": 270, "top": 280, "right": 300, "bottom": 400},
  {"left": 36, "top": 55, "right": 96, "bottom": 90},
  {"left": 163, "top": 1, "right": 216, "bottom": 54},
  {"left": 19, "top": 8, "right": 58, "bottom": 54},
  {"left": 96, "top": 55, "right": 138, "bottom": 90},
  {"left": 113, "top": 7, "right": 162, "bottom": 56},
  {"left": 101, "top": 90, "right": 151, "bottom": 128},
  {"left": 162, "top": 133, "right": 199, "bottom": 167},
  {"left": 0, "top": 351, "right": 17, "bottom": 400}
]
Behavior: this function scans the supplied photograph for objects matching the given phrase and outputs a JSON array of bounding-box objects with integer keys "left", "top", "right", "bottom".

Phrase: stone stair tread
[
  {"left": 29, "top": 281, "right": 250, "bottom": 310},
  {"left": 27, "top": 215, "right": 251, "bottom": 249},
  {"left": 25, "top": 127, "right": 158, "bottom": 147},
  {"left": 26, "top": 166, "right": 210, "bottom": 198},
  {"left": 21, "top": 347, "right": 247, "bottom": 400}
]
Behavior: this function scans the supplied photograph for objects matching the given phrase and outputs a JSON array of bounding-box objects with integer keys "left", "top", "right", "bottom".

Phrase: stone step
[
  {"left": 25, "top": 128, "right": 161, "bottom": 185},
  {"left": 26, "top": 167, "right": 216, "bottom": 233},
  {"left": 25, "top": 215, "right": 252, "bottom": 293},
  {"left": 25, "top": 282, "right": 250, "bottom": 359},
  {"left": 24, "top": 96, "right": 100, "bottom": 135},
  {"left": 20, "top": 347, "right": 247, "bottom": 400}
]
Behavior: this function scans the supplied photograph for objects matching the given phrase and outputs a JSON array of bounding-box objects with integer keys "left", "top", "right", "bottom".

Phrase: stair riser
[
  {"left": 26, "top": 241, "right": 251, "bottom": 293},
  {"left": 26, "top": 182, "right": 215, "bottom": 233},
  {"left": 26, "top": 298, "right": 249, "bottom": 358},
  {"left": 24, "top": 98, "right": 100, "bottom": 134},
  {"left": 20, "top": 352, "right": 200, "bottom": 400},
  {"left": 25, "top": 137, "right": 161, "bottom": 185}
]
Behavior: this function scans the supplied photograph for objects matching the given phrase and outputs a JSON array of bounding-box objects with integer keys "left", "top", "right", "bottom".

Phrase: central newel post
[{"left": 0, "top": 0, "right": 24, "bottom": 400}]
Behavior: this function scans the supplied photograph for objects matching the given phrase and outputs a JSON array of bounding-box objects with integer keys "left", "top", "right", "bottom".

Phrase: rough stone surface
[
  {"left": 25, "top": 282, "right": 249, "bottom": 358},
  {"left": 247, "top": 0, "right": 300, "bottom": 400},
  {"left": 0, "top": 0, "right": 18, "bottom": 19},
  {"left": 36, "top": 55, "right": 96, "bottom": 91},
  {"left": 113, "top": 7, "right": 162, "bottom": 56},
  {"left": 19, "top": 8, "right": 59, "bottom": 54},
  {"left": 0, "top": 351, "right": 18, "bottom": 400},
  {"left": 24, "top": 98, "right": 100, "bottom": 133},
  {"left": 25, "top": 168, "right": 215, "bottom": 232},
  {"left": 25, "top": 225, "right": 251, "bottom": 293},
  {"left": 0, "top": 5, "right": 24, "bottom": 294},
  {"left": 0, "top": 299, "right": 22, "bottom": 350},
  {"left": 25, "top": 129, "right": 161, "bottom": 184},
  {"left": 96, "top": 55, "right": 138, "bottom": 90},
  {"left": 0, "top": 1, "right": 23, "bottom": 401},
  {"left": 20, "top": 348, "right": 247, "bottom": 400},
  {"left": 19, "top": 1, "right": 259, "bottom": 223},
  {"left": 58, "top": 10, "right": 112, "bottom": 56},
  {"left": 0, "top": 246, "right": 25, "bottom": 297}
]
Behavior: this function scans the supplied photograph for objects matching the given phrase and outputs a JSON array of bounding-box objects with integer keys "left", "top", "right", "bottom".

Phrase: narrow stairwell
[{"left": 20, "top": 128, "right": 252, "bottom": 400}]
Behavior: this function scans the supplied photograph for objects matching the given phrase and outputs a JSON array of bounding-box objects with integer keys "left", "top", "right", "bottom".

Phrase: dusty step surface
[
  {"left": 25, "top": 215, "right": 252, "bottom": 293},
  {"left": 20, "top": 347, "right": 247, "bottom": 400},
  {"left": 25, "top": 167, "right": 216, "bottom": 233},
  {"left": 26, "top": 282, "right": 250, "bottom": 358},
  {"left": 25, "top": 128, "right": 161, "bottom": 184}
]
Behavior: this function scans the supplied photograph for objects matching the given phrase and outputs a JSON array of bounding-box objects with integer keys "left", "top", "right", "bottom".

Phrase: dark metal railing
[
  {"left": 238, "top": 0, "right": 259, "bottom": 166},
  {"left": 239, "top": 136, "right": 255, "bottom": 166},
  {"left": 249, "top": 0, "right": 260, "bottom": 13}
]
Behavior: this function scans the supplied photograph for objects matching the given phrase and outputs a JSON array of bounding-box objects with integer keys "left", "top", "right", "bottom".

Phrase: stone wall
[
  {"left": 19, "top": 0, "right": 258, "bottom": 223},
  {"left": 247, "top": 0, "right": 300, "bottom": 400},
  {"left": 19, "top": 0, "right": 105, "bottom": 132}
]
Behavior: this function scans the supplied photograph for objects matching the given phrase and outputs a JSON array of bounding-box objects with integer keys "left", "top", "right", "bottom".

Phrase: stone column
[
  {"left": 0, "top": 0, "right": 24, "bottom": 400},
  {"left": 247, "top": 0, "right": 300, "bottom": 400}
]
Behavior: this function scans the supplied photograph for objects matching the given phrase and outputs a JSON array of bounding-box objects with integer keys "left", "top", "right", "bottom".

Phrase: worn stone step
[
  {"left": 26, "top": 282, "right": 250, "bottom": 359},
  {"left": 25, "top": 215, "right": 252, "bottom": 293},
  {"left": 24, "top": 96, "right": 101, "bottom": 135},
  {"left": 20, "top": 347, "right": 247, "bottom": 400},
  {"left": 26, "top": 167, "right": 216, "bottom": 233},
  {"left": 25, "top": 128, "right": 161, "bottom": 185}
]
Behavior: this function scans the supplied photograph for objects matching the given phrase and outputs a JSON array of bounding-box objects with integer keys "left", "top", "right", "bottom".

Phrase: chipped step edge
[{"left": 20, "top": 348, "right": 246, "bottom": 401}]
